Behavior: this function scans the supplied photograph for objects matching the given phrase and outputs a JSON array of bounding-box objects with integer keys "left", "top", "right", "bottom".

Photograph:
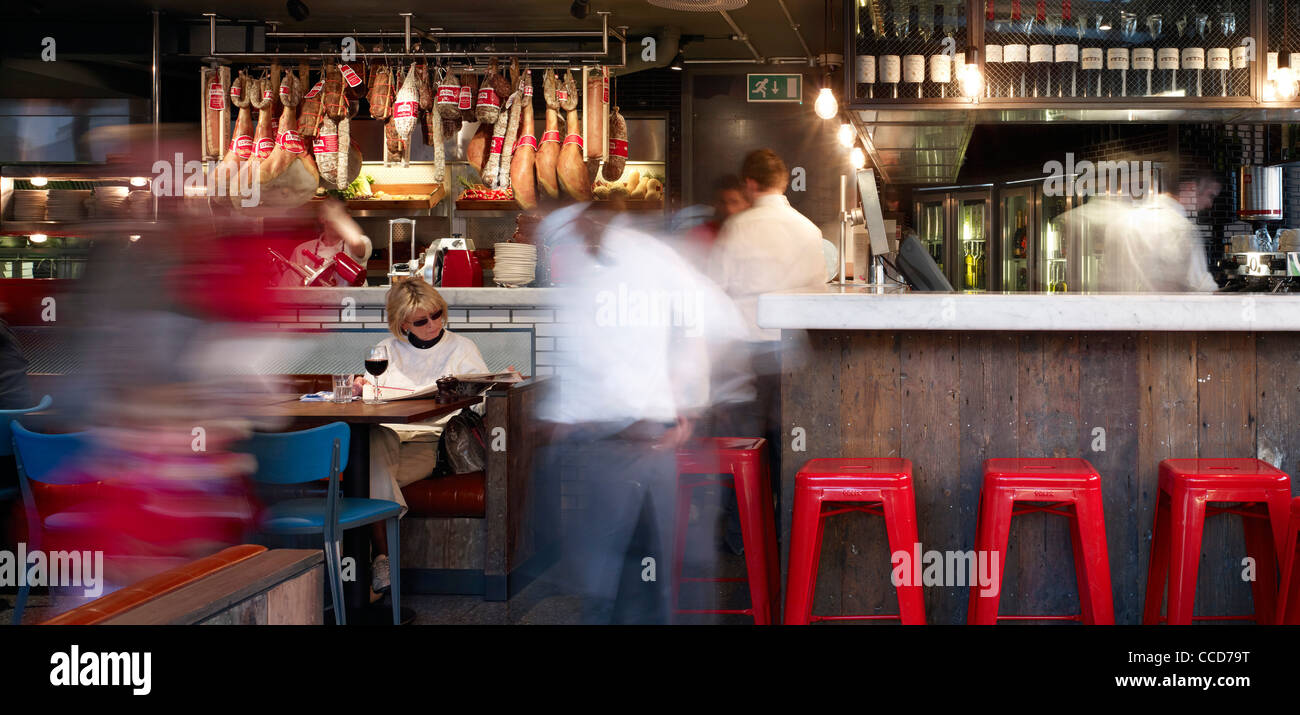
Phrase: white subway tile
[
  {"left": 468, "top": 309, "right": 510, "bottom": 322},
  {"left": 446, "top": 310, "right": 467, "bottom": 321},
  {"left": 533, "top": 322, "right": 577, "bottom": 337},
  {"left": 534, "top": 366, "right": 555, "bottom": 375},
  {"left": 511, "top": 309, "right": 555, "bottom": 323},
  {"left": 535, "top": 352, "right": 569, "bottom": 366},
  {"left": 298, "top": 309, "right": 342, "bottom": 321},
  {"left": 534, "top": 338, "right": 554, "bottom": 351}
]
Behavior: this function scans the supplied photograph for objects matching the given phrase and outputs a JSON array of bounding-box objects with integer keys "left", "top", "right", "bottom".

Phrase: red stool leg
[
  {"left": 881, "top": 484, "right": 926, "bottom": 624},
  {"left": 1241, "top": 504, "right": 1279, "bottom": 625},
  {"left": 1165, "top": 487, "right": 1207, "bottom": 626},
  {"left": 968, "top": 487, "right": 1015, "bottom": 625},
  {"left": 732, "top": 456, "right": 776, "bottom": 625},
  {"left": 1070, "top": 487, "right": 1115, "bottom": 624},
  {"left": 756, "top": 452, "right": 781, "bottom": 624},
  {"left": 783, "top": 487, "right": 826, "bottom": 625},
  {"left": 1279, "top": 507, "right": 1300, "bottom": 625},
  {"left": 1142, "top": 489, "right": 1173, "bottom": 624},
  {"left": 670, "top": 474, "right": 695, "bottom": 621}
]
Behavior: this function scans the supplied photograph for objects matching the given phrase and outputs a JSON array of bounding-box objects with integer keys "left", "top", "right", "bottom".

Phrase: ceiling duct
[{"left": 647, "top": 0, "right": 749, "bottom": 10}]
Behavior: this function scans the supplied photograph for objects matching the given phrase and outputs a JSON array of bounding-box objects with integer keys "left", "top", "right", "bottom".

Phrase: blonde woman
[{"left": 359, "top": 278, "right": 488, "bottom": 595}]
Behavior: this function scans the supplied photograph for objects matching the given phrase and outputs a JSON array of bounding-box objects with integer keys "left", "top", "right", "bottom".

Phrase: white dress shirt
[{"left": 709, "top": 193, "right": 828, "bottom": 341}]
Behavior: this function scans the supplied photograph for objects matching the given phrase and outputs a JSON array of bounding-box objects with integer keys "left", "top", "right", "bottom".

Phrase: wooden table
[{"left": 261, "top": 394, "right": 482, "bottom": 621}]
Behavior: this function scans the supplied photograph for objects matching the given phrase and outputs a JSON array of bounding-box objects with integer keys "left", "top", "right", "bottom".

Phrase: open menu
[{"left": 384, "top": 370, "right": 525, "bottom": 401}]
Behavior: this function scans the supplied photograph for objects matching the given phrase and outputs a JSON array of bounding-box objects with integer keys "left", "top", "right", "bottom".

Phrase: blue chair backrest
[
  {"left": 243, "top": 422, "right": 350, "bottom": 485},
  {"left": 9, "top": 419, "right": 90, "bottom": 486},
  {"left": 0, "top": 395, "right": 53, "bottom": 458}
]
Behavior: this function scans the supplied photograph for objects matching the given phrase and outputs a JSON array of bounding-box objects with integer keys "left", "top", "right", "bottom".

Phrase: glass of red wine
[{"left": 364, "top": 345, "right": 389, "bottom": 405}]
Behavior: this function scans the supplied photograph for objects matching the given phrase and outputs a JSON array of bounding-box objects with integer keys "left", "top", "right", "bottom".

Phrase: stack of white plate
[
  {"left": 46, "top": 190, "right": 91, "bottom": 221},
  {"left": 88, "top": 186, "right": 130, "bottom": 218},
  {"left": 493, "top": 242, "right": 537, "bottom": 287},
  {"left": 13, "top": 190, "right": 48, "bottom": 221}
]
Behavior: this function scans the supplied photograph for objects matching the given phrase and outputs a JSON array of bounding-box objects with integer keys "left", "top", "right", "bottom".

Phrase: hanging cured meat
[{"left": 535, "top": 69, "right": 561, "bottom": 199}]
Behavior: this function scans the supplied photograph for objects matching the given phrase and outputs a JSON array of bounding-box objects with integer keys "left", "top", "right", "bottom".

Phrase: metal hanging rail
[{"left": 205, "top": 11, "right": 626, "bottom": 65}]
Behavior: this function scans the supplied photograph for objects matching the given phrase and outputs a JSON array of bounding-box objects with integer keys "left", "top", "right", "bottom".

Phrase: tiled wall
[{"left": 270, "top": 303, "right": 573, "bottom": 377}]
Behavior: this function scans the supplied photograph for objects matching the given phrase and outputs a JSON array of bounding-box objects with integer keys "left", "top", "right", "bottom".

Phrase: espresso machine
[{"left": 1216, "top": 166, "right": 1300, "bottom": 292}]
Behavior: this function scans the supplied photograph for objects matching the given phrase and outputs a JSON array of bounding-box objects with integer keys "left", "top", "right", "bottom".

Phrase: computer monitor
[
  {"left": 855, "top": 169, "right": 893, "bottom": 256},
  {"left": 895, "top": 235, "right": 954, "bottom": 292}
]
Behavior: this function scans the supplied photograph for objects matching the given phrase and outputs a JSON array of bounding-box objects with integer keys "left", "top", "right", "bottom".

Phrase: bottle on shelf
[
  {"left": 1029, "top": 0, "right": 1053, "bottom": 97},
  {"left": 985, "top": 0, "right": 1004, "bottom": 97},
  {"left": 1004, "top": 0, "right": 1028, "bottom": 97},
  {"left": 857, "top": 55, "right": 877, "bottom": 99}
]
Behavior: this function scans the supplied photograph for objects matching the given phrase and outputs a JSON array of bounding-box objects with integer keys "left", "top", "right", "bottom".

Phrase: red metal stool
[
  {"left": 968, "top": 458, "right": 1114, "bottom": 625},
  {"left": 783, "top": 458, "right": 925, "bottom": 625},
  {"left": 1278, "top": 498, "right": 1300, "bottom": 625},
  {"left": 1142, "top": 459, "right": 1291, "bottom": 625},
  {"left": 672, "top": 438, "right": 779, "bottom": 624}
]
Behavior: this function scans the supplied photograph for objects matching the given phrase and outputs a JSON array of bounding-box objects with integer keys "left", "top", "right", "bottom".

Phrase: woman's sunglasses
[{"left": 410, "top": 310, "right": 443, "bottom": 327}]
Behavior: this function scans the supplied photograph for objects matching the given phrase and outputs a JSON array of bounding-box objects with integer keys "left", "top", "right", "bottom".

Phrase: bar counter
[{"left": 760, "top": 287, "right": 1300, "bottom": 624}]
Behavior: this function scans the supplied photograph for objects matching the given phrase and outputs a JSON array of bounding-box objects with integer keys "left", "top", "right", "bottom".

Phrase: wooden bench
[{"left": 42, "top": 546, "right": 325, "bottom": 625}]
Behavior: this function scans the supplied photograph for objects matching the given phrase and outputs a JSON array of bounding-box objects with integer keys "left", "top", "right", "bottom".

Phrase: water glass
[{"left": 332, "top": 374, "right": 353, "bottom": 403}]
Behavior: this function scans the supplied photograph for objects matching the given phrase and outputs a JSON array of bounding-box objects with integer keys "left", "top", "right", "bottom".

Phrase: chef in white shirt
[
  {"left": 276, "top": 199, "right": 374, "bottom": 287},
  {"left": 360, "top": 278, "right": 489, "bottom": 595}
]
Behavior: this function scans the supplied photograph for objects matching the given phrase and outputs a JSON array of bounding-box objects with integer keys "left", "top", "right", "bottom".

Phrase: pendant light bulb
[
  {"left": 815, "top": 86, "right": 838, "bottom": 119},
  {"left": 837, "top": 122, "right": 855, "bottom": 147},
  {"left": 850, "top": 146, "right": 866, "bottom": 170}
]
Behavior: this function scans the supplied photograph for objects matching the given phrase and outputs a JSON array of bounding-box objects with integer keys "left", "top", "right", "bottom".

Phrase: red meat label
[
  {"left": 256, "top": 137, "right": 275, "bottom": 159},
  {"left": 262, "top": 87, "right": 273, "bottom": 101},
  {"left": 232, "top": 135, "right": 253, "bottom": 158},
  {"left": 458, "top": 86, "right": 474, "bottom": 110},
  {"left": 304, "top": 80, "right": 324, "bottom": 99},
  {"left": 230, "top": 83, "right": 242, "bottom": 100},
  {"left": 208, "top": 82, "right": 225, "bottom": 110},
  {"left": 490, "top": 136, "right": 505, "bottom": 154},
  {"left": 609, "top": 139, "right": 628, "bottom": 158},
  {"left": 340, "top": 65, "right": 363, "bottom": 87},
  {"left": 315, "top": 133, "right": 339, "bottom": 153},
  {"left": 556, "top": 89, "right": 568, "bottom": 103},
  {"left": 393, "top": 100, "right": 418, "bottom": 119},
  {"left": 524, "top": 85, "right": 533, "bottom": 98},
  {"left": 602, "top": 76, "right": 609, "bottom": 103},
  {"left": 278, "top": 130, "right": 306, "bottom": 154},
  {"left": 437, "top": 86, "right": 459, "bottom": 104},
  {"left": 540, "top": 130, "right": 562, "bottom": 144},
  {"left": 477, "top": 88, "right": 500, "bottom": 108},
  {"left": 563, "top": 134, "right": 583, "bottom": 148},
  {"left": 516, "top": 134, "right": 538, "bottom": 150}
]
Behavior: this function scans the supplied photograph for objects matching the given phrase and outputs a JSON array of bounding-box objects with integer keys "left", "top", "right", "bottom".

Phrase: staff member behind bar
[
  {"left": 360, "top": 279, "right": 488, "bottom": 596},
  {"left": 275, "top": 199, "right": 374, "bottom": 287},
  {"left": 1063, "top": 170, "right": 1219, "bottom": 292},
  {"left": 707, "top": 149, "right": 827, "bottom": 549}
]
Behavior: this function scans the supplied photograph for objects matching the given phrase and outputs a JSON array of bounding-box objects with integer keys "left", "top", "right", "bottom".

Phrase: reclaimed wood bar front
[{"left": 761, "top": 289, "right": 1300, "bottom": 624}]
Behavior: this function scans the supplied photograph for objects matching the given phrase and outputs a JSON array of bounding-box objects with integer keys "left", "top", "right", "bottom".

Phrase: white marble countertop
[
  {"left": 270, "top": 286, "right": 557, "bottom": 308},
  {"left": 757, "top": 285, "right": 1300, "bottom": 331}
]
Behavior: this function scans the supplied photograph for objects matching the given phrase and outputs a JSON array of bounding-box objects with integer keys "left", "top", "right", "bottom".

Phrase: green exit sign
[{"left": 747, "top": 74, "right": 802, "bottom": 103}]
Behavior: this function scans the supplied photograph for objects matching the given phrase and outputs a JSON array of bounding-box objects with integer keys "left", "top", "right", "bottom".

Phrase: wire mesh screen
[
  {"left": 981, "top": 0, "right": 1253, "bottom": 100},
  {"left": 852, "top": 1, "right": 972, "bottom": 100},
  {"left": 1267, "top": 0, "right": 1300, "bottom": 81}
]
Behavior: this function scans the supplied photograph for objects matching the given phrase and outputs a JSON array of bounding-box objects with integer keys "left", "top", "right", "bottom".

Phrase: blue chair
[
  {"left": 0, "top": 395, "right": 54, "bottom": 501},
  {"left": 9, "top": 419, "right": 91, "bottom": 625},
  {"left": 243, "top": 422, "right": 402, "bottom": 626}
]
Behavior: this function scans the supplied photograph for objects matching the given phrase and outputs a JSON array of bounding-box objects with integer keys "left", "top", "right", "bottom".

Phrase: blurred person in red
[{"left": 26, "top": 221, "right": 272, "bottom": 613}]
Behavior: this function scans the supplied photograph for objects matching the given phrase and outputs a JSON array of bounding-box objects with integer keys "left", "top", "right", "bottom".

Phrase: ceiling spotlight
[
  {"left": 129, "top": 234, "right": 142, "bottom": 242},
  {"left": 286, "top": 0, "right": 309, "bottom": 21},
  {"left": 570, "top": 0, "right": 590, "bottom": 19},
  {"left": 30, "top": 177, "right": 48, "bottom": 187},
  {"left": 837, "top": 122, "right": 855, "bottom": 148},
  {"left": 30, "top": 233, "right": 48, "bottom": 244},
  {"left": 130, "top": 176, "right": 148, "bottom": 187},
  {"left": 670, "top": 50, "right": 685, "bottom": 71}
]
